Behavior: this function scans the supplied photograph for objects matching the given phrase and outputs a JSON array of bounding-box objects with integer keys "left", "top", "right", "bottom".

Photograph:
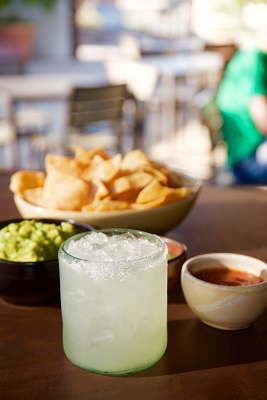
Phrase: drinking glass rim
[{"left": 59, "top": 228, "right": 167, "bottom": 265}]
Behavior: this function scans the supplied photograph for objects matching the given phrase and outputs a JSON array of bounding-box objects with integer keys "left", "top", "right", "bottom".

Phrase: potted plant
[{"left": 0, "top": 0, "right": 59, "bottom": 61}]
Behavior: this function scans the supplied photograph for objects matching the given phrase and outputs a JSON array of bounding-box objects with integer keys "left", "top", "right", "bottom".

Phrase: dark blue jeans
[{"left": 233, "top": 155, "right": 267, "bottom": 184}]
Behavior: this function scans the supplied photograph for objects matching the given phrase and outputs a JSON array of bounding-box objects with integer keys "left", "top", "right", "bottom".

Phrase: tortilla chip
[
  {"left": 81, "top": 153, "right": 122, "bottom": 183},
  {"left": 108, "top": 171, "right": 154, "bottom": 203},
  {"left": 73, "top": 146, "right": 110, "bottom": 167},
  {"left": 10, "top": 170, "right": 45, "bottom": 196},
  {"left": 23, "top": 187, "right": 44, "bottom": 207},
  {"left": 10, "top": 146, "right": 193, "bottom": 213},
  {"left": 136, "top": 179, "right": 192, "bottom": 206},
  {"left": 160, "top": 167, "right": 184, "bottom": 188},
  {"left": 110, "top": 171, "right": 154, "bottom": 194},
  {"left": 121, "top": 149, "right": 151, "bottom": 171},
  {"left": 136, "top": 179, "right": 166, "bottom": 204},
  {"left": 132, "top": 196, "right": 169, "bottom": 209},
  {"left": 87, "top": 178, "right": 109, "bottom": 204},
  {"left": 45, "top": 154, "right": 84, "bottom": 177},
  {"left": 139, "top": 165, "right": 168, "bottom": 185},
  {"left": 42, "top": 168, "right": 90, "bottom": 211}
]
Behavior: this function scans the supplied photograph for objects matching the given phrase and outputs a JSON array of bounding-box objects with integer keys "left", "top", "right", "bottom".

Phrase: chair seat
[
  {"left": 31, "top": 131, "right": 118, "bottom": 153},
  {"left": 30, "top": 133, "right": 60, "bottom": 152},
  {"left": 15, "top": 108, "right": 50, "bottom": 134},
  {"left": 0, "top": 120, "right": 16, "bottom": 144},
  {"left": 0, "top": 119, "right": 18, "bottom": 168},
  {"left": 67, "top": 132, "right": 118, "bottom": 151},
  {"left": 0, "top": 90, "right": 51, "bottom": 168},
  {"left": 29, "top": 84, "right": 130, "bottom": 167}
]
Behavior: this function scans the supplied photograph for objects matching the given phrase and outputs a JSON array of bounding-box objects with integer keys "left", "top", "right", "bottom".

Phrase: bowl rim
[
  {"left": 182, "top": 252, "right": 267, "bottom": 291},
  {"left": 13, "top": 168, "right": 202, "bottom": 217},
  {"left": 160, "top": 236, "right": 187, "bottom": 263}
]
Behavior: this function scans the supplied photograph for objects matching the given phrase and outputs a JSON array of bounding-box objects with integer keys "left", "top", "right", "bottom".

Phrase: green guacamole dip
[{"left": 0, "top": 220, "right": 76, "bottom": 262}]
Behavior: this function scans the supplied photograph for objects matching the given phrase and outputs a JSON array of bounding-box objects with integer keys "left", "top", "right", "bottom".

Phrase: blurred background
[{"left": 0, "top": 0, "right": 263, "bottom": 184}]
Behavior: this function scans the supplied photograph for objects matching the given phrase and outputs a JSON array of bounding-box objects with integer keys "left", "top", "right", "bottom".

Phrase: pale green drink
[{"left": 58, "top": 229, "right": 168, "bottom": 375}]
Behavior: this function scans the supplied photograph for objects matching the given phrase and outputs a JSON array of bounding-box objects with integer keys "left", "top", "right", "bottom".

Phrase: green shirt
[{"left": 216, "top": 48, "right": 267, "bottom": 166}]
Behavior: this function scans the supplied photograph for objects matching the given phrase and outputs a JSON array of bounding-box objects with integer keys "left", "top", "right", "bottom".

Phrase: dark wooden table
[{"left": 1, "top": 169, "right": 267, "bottom": 399}]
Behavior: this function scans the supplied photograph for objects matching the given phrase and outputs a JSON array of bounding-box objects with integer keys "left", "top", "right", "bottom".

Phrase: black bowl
[
  {"left": 0, "top": 218, "right": 94, "bottom": 306},
  {"left": 161, "top": 236, "right": 187, "bottom": 292}
]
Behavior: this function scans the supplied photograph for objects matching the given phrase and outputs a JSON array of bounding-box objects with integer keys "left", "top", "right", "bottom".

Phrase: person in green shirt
[{"left": 216, "top": 32, "right": 267, "bottom": 183}]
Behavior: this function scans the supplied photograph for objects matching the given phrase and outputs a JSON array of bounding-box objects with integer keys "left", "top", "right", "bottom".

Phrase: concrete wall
[
  {"left": 33, "top": 0, "right": 74, "bottom": 59},
  {"left": 8, "top": 0, "right": 74, "bottom": 59}
]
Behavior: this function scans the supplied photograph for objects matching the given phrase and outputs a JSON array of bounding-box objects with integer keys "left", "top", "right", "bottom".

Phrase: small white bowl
[
  {"left": 13, "top": 169, "right": 201, "bottom": 235},
  {"left": 181, "top": 253, "right": 267, "bottom": 330}
]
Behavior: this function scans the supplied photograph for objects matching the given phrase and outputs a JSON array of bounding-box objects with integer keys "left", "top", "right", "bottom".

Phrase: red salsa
[{"left": 192, "top": 267, "right": 264, "bottom": 286}]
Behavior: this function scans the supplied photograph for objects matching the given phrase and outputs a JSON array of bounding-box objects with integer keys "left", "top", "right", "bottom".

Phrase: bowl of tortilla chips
[{"left": 10, "top": 147, "right": 201, "bottom": 235}]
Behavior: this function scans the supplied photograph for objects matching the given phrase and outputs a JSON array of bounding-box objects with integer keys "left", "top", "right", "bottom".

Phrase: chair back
[
  {"left": 68, "top": 84, "right": 128, "bottom": 127},
  {"left": 193, "top": 87, "right": 223, "bottom": 151},
  {"left": 67, "top": 84, "right": 129, "bottom": 152}
]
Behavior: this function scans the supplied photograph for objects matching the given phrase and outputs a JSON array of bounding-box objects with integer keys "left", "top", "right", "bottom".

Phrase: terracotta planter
[{"left": 0, "top": 22, "right": 36, "bottom": 61}]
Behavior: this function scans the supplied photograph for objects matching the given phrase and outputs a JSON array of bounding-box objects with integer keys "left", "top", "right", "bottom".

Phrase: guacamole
[{"left": 0, "top": 220, "right": 76, "bottom": 262}]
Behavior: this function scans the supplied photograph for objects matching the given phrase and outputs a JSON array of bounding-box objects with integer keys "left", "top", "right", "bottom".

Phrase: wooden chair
[
  {"left": 66, "top": 84, "right": 130, "bottom": 154},
  {"left": 105, "top": 60, "right": 160, "bottom": 149},
  {"left": 192, "top": 86, "right": 236, "bottom": 186},
  {"left": 0, "top": 119, "right": 18, "bottom": 168},
  {"left": 11, "top": 99, "right": 51, "bottom": 169},
  {"left": 193, "top": 87, "right": 223, "bottom": 154},
  {"left": 29, "top": 83, "right": 131, "bottom": 169},
  {"left": 0, "top": 90, "right": 50, "bottom": 168}
]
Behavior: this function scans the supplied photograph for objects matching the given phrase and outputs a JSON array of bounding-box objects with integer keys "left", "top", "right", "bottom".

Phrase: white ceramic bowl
[
  {"left": 181, "top": 253, "right": 267, "bottom": 330},
  {"left": 14, "top": 169, "right": 201, "bottom": 235}
]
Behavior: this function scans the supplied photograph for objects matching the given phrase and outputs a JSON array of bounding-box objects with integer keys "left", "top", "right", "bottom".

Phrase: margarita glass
[{"left": 58, "top": 228, "right": 168, "bottom": 375}]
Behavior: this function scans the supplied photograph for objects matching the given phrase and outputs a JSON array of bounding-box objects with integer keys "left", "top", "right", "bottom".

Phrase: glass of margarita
[{"left": 58, "top": 228, "right": 168, "bottom": 375}]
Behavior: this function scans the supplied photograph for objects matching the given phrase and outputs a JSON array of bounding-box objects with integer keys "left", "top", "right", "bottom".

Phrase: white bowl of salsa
[{"left": 181, "top": 253, "right": 267, "bottom": 330}]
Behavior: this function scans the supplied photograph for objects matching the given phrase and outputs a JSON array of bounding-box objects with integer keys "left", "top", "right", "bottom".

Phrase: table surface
[
  {"left": 0, "top": 66, "right": 156, "bottom": 105},
  {"left": 142, "top": 51, "right": 224, "bottom": 76},
  {"left": 0, "top": 52, "right": 223, "bottom": 102},
  {"left": 139, "top": 36, "right": 205, "bottom": 56},
  {"left": 1, "top": 169, "right": 267, "bottom": 399},
  {"left": 0, "top": 73, "right": 111, "bottom": 101}
]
